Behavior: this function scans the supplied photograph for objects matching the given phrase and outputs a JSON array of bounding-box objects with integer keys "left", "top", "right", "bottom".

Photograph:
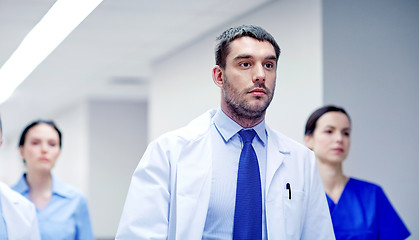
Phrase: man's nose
[{"left": 253, "top": 64, "right": 266, "bottom": 83}]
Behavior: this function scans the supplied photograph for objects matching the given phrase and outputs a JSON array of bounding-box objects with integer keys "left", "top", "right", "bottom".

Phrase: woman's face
[
  {"left": 19, "top": 123, "right": 61, "bottom": 173},
  {"left": 305, "top": 112, "right": 351, "bottom": 164}
]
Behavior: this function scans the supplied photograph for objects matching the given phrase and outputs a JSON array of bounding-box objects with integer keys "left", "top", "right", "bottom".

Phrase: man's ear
[
  {"left": 212, "top": 65, "right": 224, "bottom": 88},
  {"left": 304, "top": 135, "right": 314, "bottom": 150}
]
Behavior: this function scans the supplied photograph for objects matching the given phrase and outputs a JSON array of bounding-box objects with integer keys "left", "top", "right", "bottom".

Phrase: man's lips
[{"left": 249, "top": 88, "right": 267, "bottom": 96}]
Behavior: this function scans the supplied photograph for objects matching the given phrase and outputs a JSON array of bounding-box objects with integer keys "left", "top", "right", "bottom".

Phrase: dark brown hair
[
  {"left": 19, "top": 120, "right": 62, "bottom": 148},
  {"left": 305, "top": 105, "right": 351, "bottom": 136},
  {"left": 215, "top": 25, "right": 281, "bottom": 69}
]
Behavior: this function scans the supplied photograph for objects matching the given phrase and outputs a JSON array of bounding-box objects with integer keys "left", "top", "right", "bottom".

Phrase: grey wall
[
  {"left": 323, "top": 0, "right": 419, "bottom": 234},
  {"left": 88, "top": 100, "right": 148, "bottom": 238}
]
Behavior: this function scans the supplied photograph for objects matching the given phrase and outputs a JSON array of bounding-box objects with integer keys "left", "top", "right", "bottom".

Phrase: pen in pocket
[{"left": 286, "top": 183, "right": 291, "bottom": 199}]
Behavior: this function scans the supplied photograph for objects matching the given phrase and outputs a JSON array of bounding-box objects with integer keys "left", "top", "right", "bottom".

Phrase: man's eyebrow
[
  {"left": 233, "top": 54, "right": 277, "bottom": 61},
  {"left": 233, "top": 54, "right": 252, "bottom": 61},
  {"left": 266, "top": 55, "right": 277, "bottom": 61}
]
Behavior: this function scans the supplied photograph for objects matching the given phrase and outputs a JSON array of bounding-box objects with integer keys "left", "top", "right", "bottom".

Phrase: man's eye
[
  {"left": 240, "top": 62, "right": 250, "bottom": 67},
  {"left": 265, "top": 63, "right": 273, "bottom": 68}
]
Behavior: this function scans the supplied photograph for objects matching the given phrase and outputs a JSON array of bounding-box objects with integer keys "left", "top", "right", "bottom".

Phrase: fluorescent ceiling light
[{"left": 0, "top": 0, "right": 103, "bottom": 104}]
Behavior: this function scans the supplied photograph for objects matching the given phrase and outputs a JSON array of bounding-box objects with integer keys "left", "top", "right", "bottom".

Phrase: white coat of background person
[
  {"left": 116, "top": 25, "right": 335, "bottom": 239},
  {"left": 0, "top": 182, "right": 41, "bottom": 240},
  {"left": 0, "top": 116, "right": 41, "bottom": 240}
]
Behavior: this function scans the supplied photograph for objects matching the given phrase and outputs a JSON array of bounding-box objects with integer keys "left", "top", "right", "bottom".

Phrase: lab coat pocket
[{"left": 283, "top": 189, "right": 305, "bottom": 238}]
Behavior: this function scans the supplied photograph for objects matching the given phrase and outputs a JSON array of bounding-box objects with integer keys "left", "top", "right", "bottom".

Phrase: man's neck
[{"left": 221, "top": 107, "right": 265, "bottom": 129}]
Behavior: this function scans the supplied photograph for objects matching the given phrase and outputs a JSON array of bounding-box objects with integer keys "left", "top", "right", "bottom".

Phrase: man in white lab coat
[
  {"left": 116, "top": 25, "right": 335, "bottom": 239},
  {"left": 0, "top": 116, "right": 40, "bottom": 240}
]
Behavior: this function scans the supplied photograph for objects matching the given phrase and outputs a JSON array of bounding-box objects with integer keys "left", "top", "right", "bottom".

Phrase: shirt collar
[
  {"left": 213, "top": 108, "right": 267, "bottom": 146},
  {"left": 14, "top": 173, "right": 72, "bottom": 198}
]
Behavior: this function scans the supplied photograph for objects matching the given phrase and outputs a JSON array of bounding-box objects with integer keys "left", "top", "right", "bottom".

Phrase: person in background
[
  {"left": 12, "top": 119, "right": 95, "bottom": 240},
  {"left": 304, "top": 105, "right": 410, "bottom": 240},
  {"left": 0, "top": 115, "right": 40, "bottom": 240},
  {"left": 116, "top": 25, "right": 334, "bottom": 239}
]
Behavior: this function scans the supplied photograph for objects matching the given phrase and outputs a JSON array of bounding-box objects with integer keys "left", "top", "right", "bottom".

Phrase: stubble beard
[{"left": 223, "top": 76, "right": 275, "bottom": 120}]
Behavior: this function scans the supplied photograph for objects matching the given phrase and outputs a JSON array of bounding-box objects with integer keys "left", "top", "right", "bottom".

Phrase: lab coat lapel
[
  {"left": 265, "top": 128, "right": 290, "bottom": 239},
  {"left": 174, "top": 111, "right": 214, "bottom": 239},
  {"left": 265, "top": 127, "right": 288, "bottom": 195}
]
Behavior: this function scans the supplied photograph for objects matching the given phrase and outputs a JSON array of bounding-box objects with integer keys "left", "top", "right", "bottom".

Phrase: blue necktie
[{"left": 233, "top": 129, "right": 262, "bottom": 240}]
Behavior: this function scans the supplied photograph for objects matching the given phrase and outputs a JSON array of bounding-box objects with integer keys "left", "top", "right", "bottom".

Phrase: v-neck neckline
[{"left": 326, "top": 177, "right": 353, "bottom": 213}]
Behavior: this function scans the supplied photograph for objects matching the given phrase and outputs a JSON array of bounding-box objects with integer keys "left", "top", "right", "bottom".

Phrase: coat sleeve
[
  {"left": 301, "top": 151, "right": 335, "bottom": 240},
  {"left": 116, "top": 140, "right": 172, "bottom": 240}
]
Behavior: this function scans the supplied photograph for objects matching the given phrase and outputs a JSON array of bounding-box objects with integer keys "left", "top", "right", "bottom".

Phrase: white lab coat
[
  {"left": 116, "top": 109, "right": 335, "bottom": 240},
  {"left": 0, "top": 182, "right": 40, "bottom": 240}
]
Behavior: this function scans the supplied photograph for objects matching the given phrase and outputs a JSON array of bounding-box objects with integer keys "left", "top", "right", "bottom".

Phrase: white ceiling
[{"left": 0, "top": 0, "right": 274, "bottom": 136}]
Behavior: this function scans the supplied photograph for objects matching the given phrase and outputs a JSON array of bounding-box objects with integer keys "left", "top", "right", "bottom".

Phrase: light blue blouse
[{"left": 12, "top": 174, "right": 94, "bottom": 240}]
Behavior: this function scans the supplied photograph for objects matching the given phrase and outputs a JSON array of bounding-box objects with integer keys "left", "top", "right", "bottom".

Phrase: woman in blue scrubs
[
  {"left": 304, "top": 105, "right": 410, "bottom": 240},
  {"left": 12, "top": 120, "right": 94, "bottom": 240}
]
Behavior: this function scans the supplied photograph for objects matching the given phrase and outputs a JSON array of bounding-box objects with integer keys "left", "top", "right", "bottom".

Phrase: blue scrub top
[{"left": 327, "top": 178, "right": 410, "bottom": 240}]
